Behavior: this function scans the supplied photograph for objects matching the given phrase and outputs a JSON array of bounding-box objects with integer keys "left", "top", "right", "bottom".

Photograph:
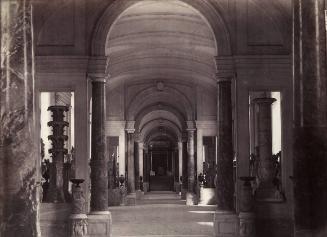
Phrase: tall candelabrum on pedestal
[{"left": 47, "top": 105, "right": 69, "bottom": 203}]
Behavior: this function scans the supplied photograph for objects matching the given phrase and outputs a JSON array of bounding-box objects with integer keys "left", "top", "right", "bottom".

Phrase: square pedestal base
[
  {"left": 143, "top": 182, "right": 149, "bottom": 193},
  {"left": 136, "top": 190, "right": 143, "bottom": 200},
  {"left": 126, "top": 193, "right": 136, "bottom": 205},
  {"left": 186, "top": 192, "right": 197, "bottom": 206},
  {"left": 239, "top": 212, "right": 255, "bottom": 237},
  {"left": 181, "top": 188, "right": 187, "bottom": 199},
  {"left": 214, "top": 211, "right": 239, "bottom": 237},
  {"left": 174, "top": 182, "right": 181, "bottom": 193},
  {"left": 88, "top": 212, "right": 112, "bottom": 237}
]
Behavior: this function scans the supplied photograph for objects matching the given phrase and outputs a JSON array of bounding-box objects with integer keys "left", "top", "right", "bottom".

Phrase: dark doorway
[{"left": 148, "top": 140, "right": 174, "bottom": 191}]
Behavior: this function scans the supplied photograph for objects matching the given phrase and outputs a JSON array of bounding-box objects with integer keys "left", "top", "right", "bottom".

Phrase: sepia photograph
[{"left": 0, "top": 0, "right": 326, "bottom": 236}]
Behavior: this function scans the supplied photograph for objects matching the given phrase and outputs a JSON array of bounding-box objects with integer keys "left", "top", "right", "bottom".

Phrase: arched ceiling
[{"left": 106, "top": 0, "right": 217, "bottom": 86}]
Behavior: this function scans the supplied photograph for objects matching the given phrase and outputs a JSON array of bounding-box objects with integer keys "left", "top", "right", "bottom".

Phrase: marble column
[
  {"left": 90, "top": 76, "right": 108, "bottom": 213},
  {"left": 0, "top": 1, "right": 39, "bottom": 236},
  {"left": 118, "top": 130, "right": 126, "bottom": 176},
  {"left": 126, "top": 130, "right": 135, "bottom": 193},
  {"left": 213, "top": 57, "right": 238, "bottom": 237},
  {"left": 181, "top": 140, "right": 188, "bottom": 199},
  {"left": 293, "top": 0, "right": 327, "bottom": 236},
  {"left": 186, "top": 128, "right": 196, "bottom": 205},
  {"left": 252, "top": 97, "right": 276, "bottom": 200},
  {"left": 138, "top": 142, "right": 144, "bottom": 190},
  {"left": 178, "top": 141, "right": 183, "bottom": 183},
  {"left": 216, "top": 77, "right": 234, "bottom": 211},
  {"left": 197, "top": 128, "right": 203, "bottom": 175}
]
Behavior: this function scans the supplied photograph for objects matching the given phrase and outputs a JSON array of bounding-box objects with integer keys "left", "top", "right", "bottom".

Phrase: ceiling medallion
[{"left": 157, "top": 81, "right": 164, "bottom": 91}]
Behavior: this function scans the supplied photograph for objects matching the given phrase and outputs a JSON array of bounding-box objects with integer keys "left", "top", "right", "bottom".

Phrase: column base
[
  {"left": 198, "top": 187, "right": 216, "bottom": 205},
  {"left": 239, "top": 212, "right": 255, "bottom": 237},
  {"left": 126, "top": 193, "right": 136, "bottom": 206},
  {"left": 69, "top": 214, "right": 88, "bottom": 237},
  {"left": 88, "top": 211, "right": 112, "bottom": 237},
  {"left": 186, "top": 192, "right": 197, "bottom": 205},
  {"left": 143, "top": 182, "right": 149, "bottom": 193},
  {"left": 214, "top": 210, "right": 239, "bottom": 237},
  {"left": 136, "top": 190, "right": 143, "bottom": 200},
  {"left": 255, "top": 185, "right": 285, "bottom": 202},
  {"left": 174, "top": 182, "right": 181, "bottom": 193},
  {"left": 181, "top": 188, "right": 187, "bottom": 199}
]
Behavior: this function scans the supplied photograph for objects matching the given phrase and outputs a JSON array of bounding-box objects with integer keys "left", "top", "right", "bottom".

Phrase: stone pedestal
[
  {"left": 143, "top": 182, "right": 149, "bottom": 193},
  {"left": 126, "top": 193, "right": 136, "bottom": 206},
  {"left": 174, "top": 182, "right": 181, "bottom": 193},
  {"left": 239, "top": 212, "right": 255, "bottom": 237},
  {"left": 69, "top": 214, "right": 88, "bottom": 237},
  {"left": 186, "top": 192, "right": 197, "bottom": 206},
  {"left": 214, "top": 211, "right": 239, "bottom": 237},
  {"left": 199, "top": 187, "right": 216, "bottom": 205},
  {"left": 87, "top": 212, "right": 112, "bottom": 237},
  {"left": 136, "top": 190, "right": 143, "bottom": 200},
  {"left": 181, "top": 188, "right": 187, "bottom": 200}
]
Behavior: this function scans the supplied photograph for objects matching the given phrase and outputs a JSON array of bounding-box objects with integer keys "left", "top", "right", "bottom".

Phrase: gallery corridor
[{"left": 110, "top": 192, "right": 215, "bottom": 237}]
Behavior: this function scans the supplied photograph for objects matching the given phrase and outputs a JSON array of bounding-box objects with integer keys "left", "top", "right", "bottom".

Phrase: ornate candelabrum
[
  {"left": 47, "top": 105, "right": 69, "bottom": 203},
  {"left": 69, "top": 179, "right": 87, "bottom": 237}
]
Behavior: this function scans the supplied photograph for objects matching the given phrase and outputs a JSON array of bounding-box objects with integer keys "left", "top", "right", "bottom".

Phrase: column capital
[
  {"left": 252, "top": 97, "right": 276, "bottom": 105},
  {"left": 186, "top": 120, "right": 196, "bottom": 130},
  {"left": 88, "top": 56, "right": 109, "bottom": 74},
  {"left": 214, "top": 56, "right": 235, "bottom": 81},
  {"left": 125, "top": 120, "right": 135, "bottom": 131},
  {"left": 125, "top": 129, "right": 135, "bottom": 134},
  {"left": 88, "top": 75, "right": 107, "bottom": 83}
]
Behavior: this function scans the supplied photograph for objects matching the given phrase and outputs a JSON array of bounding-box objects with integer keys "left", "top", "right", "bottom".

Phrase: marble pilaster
[
  {"left": 0, "top": 1, "right": 39, "bottom": 236},
  {"left": 293, "top": 0, "right": 327, "bottom": 236},
  {"left": 90, "top": 76, "right": 108, "bottom": 213},
  {"left": 252, "top": 97, "right": 276, "bottom": 201}
]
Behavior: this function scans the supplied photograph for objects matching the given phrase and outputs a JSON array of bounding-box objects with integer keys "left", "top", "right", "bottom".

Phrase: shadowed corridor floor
[{"left": 109, "top": 191, "right": 215, "bottom": 237}]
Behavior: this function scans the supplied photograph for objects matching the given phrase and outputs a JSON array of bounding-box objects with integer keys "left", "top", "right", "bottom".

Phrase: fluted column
[
  {"left": 126, "top": 129, "right": 135, "bottom": 193},
  {"left": 90, "top": 76, "right": 108, "bottom": 213},
  {"left": 252, "top": 97, "right": 276, "bottom": 200},
  {"left": 186, "top": 128, "right": 196, "bottom": 205},
  {"left": 0, "top": 1, "right": 38, "bottom": 235},
  {"left": 293, "top": 0, "right": 327, "bottom": 236}
]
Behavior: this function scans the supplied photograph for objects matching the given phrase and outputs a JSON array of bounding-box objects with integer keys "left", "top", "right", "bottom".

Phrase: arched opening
[{"left": 103, "top": 0, "right": 219, "bottom": 196}]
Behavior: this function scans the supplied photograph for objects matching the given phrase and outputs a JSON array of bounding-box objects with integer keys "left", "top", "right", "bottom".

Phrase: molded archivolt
[
  {"left": 136, "top": 110, "right": 184, "bottom": 133},
  {"left": 126, "top": 86, "right": 194, "bottom": 121},
  {"left": 139, "top": 119, "right": 182, "bottom": 143}
]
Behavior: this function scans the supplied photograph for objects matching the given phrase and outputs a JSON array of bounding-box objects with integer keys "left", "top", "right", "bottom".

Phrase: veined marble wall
[{"left": 0, "top": 1, "right": 39, "bottom": 236}]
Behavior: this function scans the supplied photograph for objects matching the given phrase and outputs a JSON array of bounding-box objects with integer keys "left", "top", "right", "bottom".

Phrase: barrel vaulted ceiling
[{"left": 106, "top": 0, "right": 217, "bottom": 87}]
